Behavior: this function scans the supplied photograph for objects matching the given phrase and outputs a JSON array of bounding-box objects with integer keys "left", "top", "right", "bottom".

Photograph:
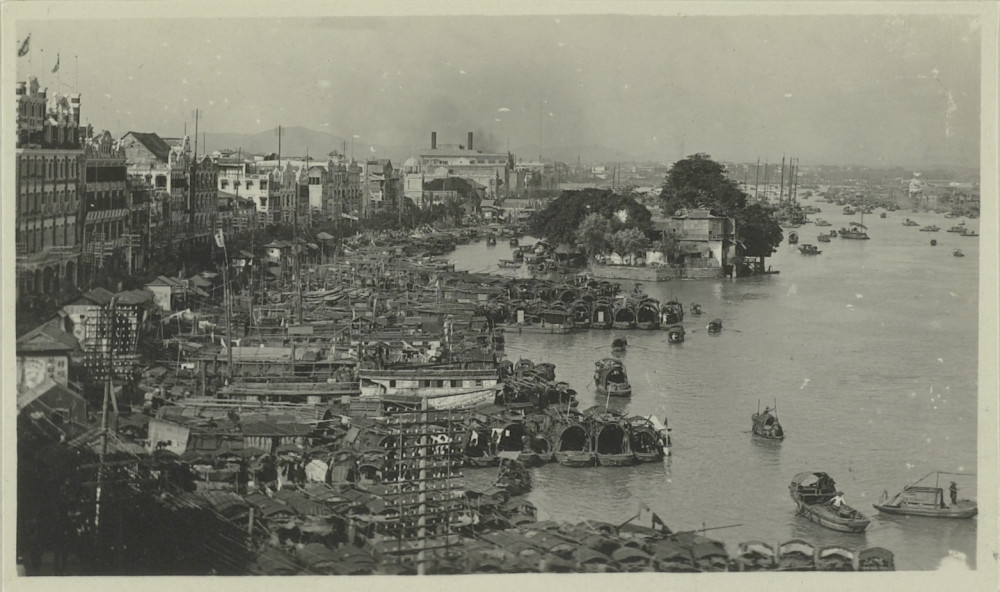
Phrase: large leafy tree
[
  {"left": 529, "top": 189, "right": 652, "bottom": 246},
  {"left": 575, "top": 213, "right": 613, "bottom": 259},
  {"left": 659, "top": 153, "right": 747, "bottom": 216},
  {"left": 607, "top": 228, "right": 649, "bottom": 264},
  {"left": 735, "top": 203, "right": 784, "bottom": 259}
]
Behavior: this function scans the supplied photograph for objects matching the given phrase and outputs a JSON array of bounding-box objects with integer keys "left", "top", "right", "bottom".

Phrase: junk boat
[
  {"left": 661, "top": 300, "right": 685, "bottom": 324},
  {"left": 735, "top": 541, "right": 776, "bottom": 571},
  {"left": 628, "top": 416, "right": 669, "bottom": 462},
  {"left": 788, "top": 472, "right": 870, "bottom": 533},
  {"left": 611, "top": 336, "right": 628, "bottom": 356},
  {"left": 587, "top": 409, "right": 636, "bottom": 466},
  {"left": 798, "top": 244, "right": 822, "bottom": 255},
  {"left": 817, "top": 234, "right": 831, "bottom": 243},
  {"left": 873, "top": 471, "right": 977, "bottom": 518},
  {"left": 751, "top": 403, "right": 784, "bottom": 439},
  {"left": 919, "top": 225, "right": 940, "bottom": 232},
  {"left": 591, "top": 299, "right": 614, "bottom": 329},
  {"left": 902, "top": 219, "right": 919, "bottom": 226},
  {"left": 777, "top": 539, "right": 816, "bottom": 571},
  {"left": 838, "top": 222, "right": 869, "bottom": 240},
  {"left": 612, "top": 298, "right": 637, "bottom": 330},
  {"left": 553, "top": 423, "right": 596, "bottom": 467},
  {"left": 788, "top": 231, "right": 799, "bottom": 245},
  {"left": 666, "top": 324, "right": 685, "bottom": 343},
  {"left": 486, "top": 233, "right": 498, "bottom": 246},
  {"left": 594, "top": 357, "right": 631, "bottom": 397},
  {"left": 688, "top": 302, "right": 702, "bottom": 317},
  {"left": 706, "top": 318, "right": 723, "bottom": 334},
  {"left": 816, "top": 546, "right": 855, "bottom": 571},
  {"left": 635, "top": 297, "right": 661, "bottom": 330},
  {"left": 857, "top": 547, "right": 895, "bottom": 571}
]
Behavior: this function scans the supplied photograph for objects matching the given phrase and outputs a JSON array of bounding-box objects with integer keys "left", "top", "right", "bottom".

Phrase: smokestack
[
  {"left": 431, "top": 131, "right": 437, "bottom": 150},
  {"left": 468, "top": 132, "right": 474, "bottom": 151}
]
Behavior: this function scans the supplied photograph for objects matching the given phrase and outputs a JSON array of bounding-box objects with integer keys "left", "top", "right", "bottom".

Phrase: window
[
  {"left": 220, "top": 179, "right": 228, "bottom": 189},
  {"left": 246, "top": 181, "right": 253, "bottom": 189},
  {"left": 258, "top": 180, "right": 267, "bottom": 190}
]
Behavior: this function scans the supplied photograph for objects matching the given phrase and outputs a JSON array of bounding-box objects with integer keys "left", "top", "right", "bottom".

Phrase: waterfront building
[
  {"left": 652, "top": 209, "right": 735, "bottom": 270},
  {"left": 15, "top": 77, "right": 85, "bottom": 303}
]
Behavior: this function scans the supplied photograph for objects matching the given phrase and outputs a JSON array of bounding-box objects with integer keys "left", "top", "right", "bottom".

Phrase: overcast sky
[{"left": 13, "top": 11, "right": 983, "bottom": 167}]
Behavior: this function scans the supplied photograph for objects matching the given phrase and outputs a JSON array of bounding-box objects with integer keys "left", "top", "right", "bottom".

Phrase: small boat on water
[
  {"left": 829, "top": 230, "right": 838, "bottom": 237},
  {"left": 688, "top": 303, "right": 702, "bottom": 317},
  {"left": 611, "top": 336, "right": 628, "bottom": 355},
  {"left": 920, "top": 225, "right": 940, "bottom": 232},
  {"left": 842, "top": 206, "right": 855, "bottom": 215},
  {"left": 594, "top": 357, "right": 631, "bottom": 397},
  {"left": 591, "top": 299, "right": 614, "bottom": 329},
  {"left": 706, "top": 318, "right": 723, "bottom": 334},
  {"left": 509, "top": 237, "right": 519, "bottom": 247},
  {"left": 589, "top": 411, "right": 636, "bottom": 466},
  {"left": 879, "top": 212, "right": 887, "bottom": 219},
  {"left": 816, "top": 234, "right": 831, "bottom": 243},
  {"left": 788, "top": 472, "right": 870, "bottom": 533},
  {"left": 798, "top": 244, "right": 822, "bottom": 255},
  {"left": 857, "top": 547, "right": 895, "bottom": 571},
  {"left": 498, "top": 258, "right": 522, "bottom": 268},
  {"left": 902, "top": 219, "right": 919, "bottom": 226},
  {"left": 735, "top": 541, "right": 776, "bottom": 571},
  {"left": 946, "top": 222, "right": 966, "bottom": 233},
  {"left": 612, "top": 299, "right": 637, "bottom": 330},
  {"left": 751, "top": 403, "right": 784, "bottom": 439},
  {"left": 493, "top": 452, "right": 531, "bottom": 496},
  {"left": 553, "top": 423, "right": 596, "bottom": 467},
  {"left": 486, "top": 233, "right": 497, "bottom": 246},
  {"left": 777, "top": 539, "right": 816, "bottom": 571},
  {"left": 873, "top": 471, "right": 977, "bottom": 518},
  {"left": 816, "top": 546, "right": 855, "bottom": 571},
  {"left": 954, "top": 249, "right": 964, "bottom": 257},
  {"left": 788, "top": 231, "right": 799, "bottom": 245},
  {"left": 960, "top": 228, "right": 979, "bottom": 237},
  {"left": 635, "top": 297, "right": 661, "bottom": 330},
  {"left": 814, "top": 219, "right": 831, "bottom": 227},
  {"left": 661, "top": 300, "right": 685, "bottom": 324},
  {"left": 666, "top": 324, "right": 685, "bottom": 343},
  {"left": 628, "top": 416, "right": 668, "bottom": 463},
  {"left": 838, "top": 223, "right": 869, "bottom": 240}
]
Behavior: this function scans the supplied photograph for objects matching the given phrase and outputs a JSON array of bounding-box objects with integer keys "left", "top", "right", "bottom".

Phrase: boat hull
[
  {"left": 553, "top": 451, "right": 596, "bottom": 467},
  {"left": 793, "top": 502, "right": 869, "bottom": 533},
  {"left": 596, "top": 453, "right": 637, "bottom": 467},
  {"left": 872, "top": 502, "right": 977, "bottom": 519}
]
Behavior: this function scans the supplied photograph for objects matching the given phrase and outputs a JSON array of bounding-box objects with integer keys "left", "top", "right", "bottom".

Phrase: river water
[{"left": 449, "top": 205, "right": 980, "bottom": 571}]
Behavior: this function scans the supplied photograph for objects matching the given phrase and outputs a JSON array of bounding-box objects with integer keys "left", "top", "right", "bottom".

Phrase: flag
[
  {"left": 52, "top": 53, "right": 60, "bottom": 73},
  {"left": 18, "top": 35, "right": 31, "bottom": 57},
  {"left": 214, "top": 228, "right": 225, "bottom": 248}
]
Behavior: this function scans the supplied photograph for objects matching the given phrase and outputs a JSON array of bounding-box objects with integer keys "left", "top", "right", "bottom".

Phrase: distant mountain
[{"left": 511, "top": 143, "right": 639, "bottom": 165}]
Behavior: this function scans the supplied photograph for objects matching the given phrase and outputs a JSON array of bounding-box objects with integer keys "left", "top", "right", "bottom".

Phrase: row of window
[
  {"left": 16, "top": 221, "right": 78, "bottom": 253},
  {"left": 18, "top": 189, "right": 78, "bottom": 215},
  {"left": 19, "top": 154, "right": 80, "bottom": 180},
  {"left": 220, "top": 179, "right": 268, "bottom": 190}
]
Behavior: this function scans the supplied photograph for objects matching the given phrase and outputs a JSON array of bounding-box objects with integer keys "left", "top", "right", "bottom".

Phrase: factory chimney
[
  {"left": 468, "top": 132, "right": 474, "bottom": 151},
  {"left": 431, "top": 131, "right": 437, "bottom": 150}
]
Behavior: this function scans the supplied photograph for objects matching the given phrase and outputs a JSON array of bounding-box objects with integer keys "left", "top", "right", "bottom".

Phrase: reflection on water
[{"left": 449, "top": 209, "right": 978, "bottom": 570}]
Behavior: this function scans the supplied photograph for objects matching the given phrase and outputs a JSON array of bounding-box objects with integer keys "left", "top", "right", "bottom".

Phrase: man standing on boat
[
  {"left": 949, "top": 482, "right": 958, "bottom": 505},
  {"left": 831, "top": 491, "right": 845, "bottom": 510}
]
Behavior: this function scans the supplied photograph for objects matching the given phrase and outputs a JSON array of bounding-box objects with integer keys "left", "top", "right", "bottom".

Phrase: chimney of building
[
  {"left": 431, "top": 132, "right": 437, "bottom": 150},
  {"left": 468, "top": 132, "right": 474, "bottom": 151}
]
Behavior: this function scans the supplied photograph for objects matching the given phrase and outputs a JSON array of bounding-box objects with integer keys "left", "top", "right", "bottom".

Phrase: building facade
[
  {"left": 15, "top": 77, "right": 85, "bottom": 303},
  {"left": 80, "top": 129, "right": 130, "bottom": 283}
]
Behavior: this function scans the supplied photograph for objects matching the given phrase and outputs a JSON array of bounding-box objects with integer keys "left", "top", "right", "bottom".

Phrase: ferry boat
[
  {"left": 594, "top": 357, "right": 631, "bottom": 397},
  {"left": 789, "top": 472, "right": 870, "bottom": 533},
  {"left": 873, "top": 471, "right": 977, "bottom": 518}
]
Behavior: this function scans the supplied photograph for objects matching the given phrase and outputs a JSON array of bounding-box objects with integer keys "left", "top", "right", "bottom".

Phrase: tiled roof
[
  {"left": 17, "top": 318, "right": 80, "bottom": 353},
  {"left": 124, "top": 132, "right": 172, "bottom": 163}
]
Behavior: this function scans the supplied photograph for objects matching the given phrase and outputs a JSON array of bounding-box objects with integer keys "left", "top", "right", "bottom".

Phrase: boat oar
[{"left": 669, "top": 523, "right": 744, "bottom": 537}]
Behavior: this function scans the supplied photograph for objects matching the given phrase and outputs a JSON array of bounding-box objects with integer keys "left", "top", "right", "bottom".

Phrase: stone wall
[{"left": 585, "top": 264, "right": 723, "bottom": 282}]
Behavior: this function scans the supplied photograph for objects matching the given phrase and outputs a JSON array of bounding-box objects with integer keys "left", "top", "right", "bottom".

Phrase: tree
[
  {"left": 659, "top": 153, "right": 747, "bottom": 217},
  {"left": 735, "top": 203, "right": 784, "bottom": 260},
  {"left": 656, "top": 231, "right": 681, "bottom": 265},
  {"left": 529, "top": 188, "right": 652, "bottom": 246},
  {"left": 575, "top": 213, "right": 613, "bottom": 259},
  {"left": 607, "top": 228, "right": 649, "bottom": 264}
]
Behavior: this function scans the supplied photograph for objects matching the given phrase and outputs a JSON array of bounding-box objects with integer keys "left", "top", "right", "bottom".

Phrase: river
[{"left": 449, "top": 205, "right": 980, "bottom": 571}]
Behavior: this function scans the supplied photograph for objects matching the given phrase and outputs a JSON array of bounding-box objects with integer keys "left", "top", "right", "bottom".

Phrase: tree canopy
[
  {"left": 658, "top": 153, "right": 747, "bottom": 217},
  {"left": 529, "top": 188, "right": 652, "bottom": 247},
  {"left": 735, "top": 203, "right": 784, "bottom": 258}
]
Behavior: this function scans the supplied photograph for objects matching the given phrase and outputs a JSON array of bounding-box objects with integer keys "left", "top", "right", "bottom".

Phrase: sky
[{"left": 11, "top": 10, "right": 984, "bottom": 168}]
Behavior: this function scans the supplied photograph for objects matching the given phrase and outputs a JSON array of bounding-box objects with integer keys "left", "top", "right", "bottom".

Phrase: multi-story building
[
  {"left": 15, "top": 77, "right": 85, "bottom": 303},
  {"left": 189, "top": 155, "right": 218, "bottom": 244},
  {"left": 80, "top": 129, "right": 130, "bottom": 283},
  {"left": 328, "top": 153, "right": 363, "bottom": 219},
  {"left": 121, "top": 131, "right": 190, "bottom": 246},
  {"left": 361, "top": 159, "right": 404, "bottom": 218},
  {"left": 413, "top": 131, "right": 510, "bottom": 200}
]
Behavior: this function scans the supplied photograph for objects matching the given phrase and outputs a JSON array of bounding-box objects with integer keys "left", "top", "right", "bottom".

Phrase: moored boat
[
  {"left": 635, "top": 298, "right": 661, "bottom": 330},
  {"left": 688, "top": 302, "right": 702, "bottom": 317},
  {"left": 919, "top": 225, "right": 940, "bottom": 232},
  {"left": 816, "top": 546, "right": 855, "bottom": 571},
  {"left": 946, "top": 222, "right": 966, "bottom": 233},
  {"left": 661, "top": 300, "right": 685, "bottom": 324},
  {"left": 902, "top": 218, "right": 919, "bottom": 226},
  {"left": 594, "top": 357, "right": 631, "bottom": 397},
  {"left": 628, "top": 416, "right": 667, "bottom": 463},
  {"left": 777, "top": 539, "right": 816, "bottom": 571},
  {"left": 666, "top": 324, "right": 685, "bottom": 343},
  {"left": 498, "top": 258, "right": 522, "bottom": 268},
  {"left": 592, "top": 417, "right": 636, "bottom": 466},
  {"left": 788, "top": 472, "right": 870, "bottom": 533},
  {"left": 788, "top": 231, "right": 799, "bottom": 245},
  {"left": 798, "top": 244, "right": 822, "bottom": 255},
  {"left": 493, "top": 452, "right": 531, "bottom": 496},
  {"left": 817, "top": 234, "right": 831, "bottom": 243},
  {"left": 735, "top": 541, "right": 776, "bottom": 571},
  {"left": 486, "top": 233, "right": 498, "bottom": 246},
  {"left": 857, "top": 547, "right": 895, "bottom": 571},
  {"left": 612, "top": 299, "right": 637, "bottom": 330},
  {"left": 553, "top": 423, "right": 596, "bottom": 467},
  {"left": 591, "top": 299, "right": 614, "bottom": 329},
  {"left": 814, "top": 219, "right": 831, "bottom": 227},
  {"left": 872, "top": 471, "right": 977, "bottom": 518}
]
